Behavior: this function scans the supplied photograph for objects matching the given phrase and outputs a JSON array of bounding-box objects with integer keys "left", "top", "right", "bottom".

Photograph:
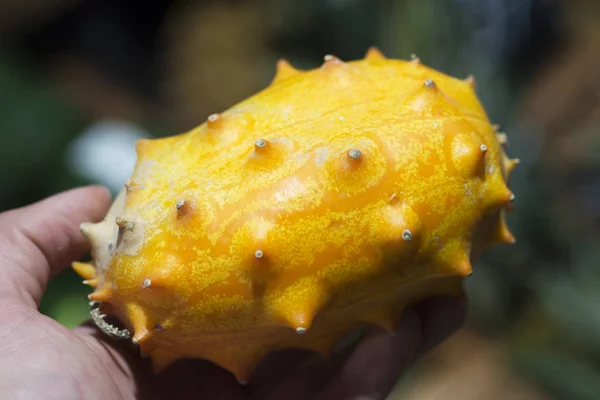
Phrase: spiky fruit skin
[{"left": 74, "top": 49, "right": 517, "bottom": 382}]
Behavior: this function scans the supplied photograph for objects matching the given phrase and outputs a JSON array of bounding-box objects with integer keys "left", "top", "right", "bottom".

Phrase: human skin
[{"left": 0, "top": 185, "right": 467, "bottom": 400}]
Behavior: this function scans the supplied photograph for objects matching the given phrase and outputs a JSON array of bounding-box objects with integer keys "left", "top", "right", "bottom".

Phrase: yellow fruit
[{"left": 74, "top": 48, "right": 517, "bottom": 382}]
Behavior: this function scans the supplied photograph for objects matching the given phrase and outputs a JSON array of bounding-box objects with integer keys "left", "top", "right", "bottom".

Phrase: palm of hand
[{"left": 0, "top": 186, "right": 466, "bottom": 400}]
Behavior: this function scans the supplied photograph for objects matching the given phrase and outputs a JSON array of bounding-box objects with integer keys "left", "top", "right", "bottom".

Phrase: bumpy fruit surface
[{"left": 73, "top": 48, "right": 518, "bottom": 382}]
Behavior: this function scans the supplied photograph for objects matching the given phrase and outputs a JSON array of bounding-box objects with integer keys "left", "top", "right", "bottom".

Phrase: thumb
[{"left": 0, "top": 185, "right": 111, "bottom": 308}]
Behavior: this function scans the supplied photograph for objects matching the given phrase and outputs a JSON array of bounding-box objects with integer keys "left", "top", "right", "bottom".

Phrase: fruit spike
[
  {"left": 88, "top": 285, "right": 112, "bottom": 302},
  {"left": 175, "top": 198, "right": 193, "bottom": 218},
  {"left": 254, "top": 138, "right": 269, "bottom": 154},
  {"left": 347, "top": 148, "right": 361, "bottom": 160},
  {"left": 124, "top": 180, "right": 142, "bottom": 192},
  {"left": 424, "top": 78, "right": 437, "bottom": 90},
  {"left": 497, "top": 132, "right": 508, "bottom": 145},
  {"left": 364, "top": 46, "right": 386, "bottom": 62},
  {"left": 115, "top": 217, "right": 134, "bottom": 231},
  {"left": 465, "top": 75, "right": 476, "bottom": 88},
  {"left": 488, "top": 212, "right": 516, "bottom": 245},
  {"left": 72, "top": 48, "right": 517, "bottom": 381},
  {"left": 83, "top": 278, "right": 99, "bottom": 288},
  {"left": 72, "top": 262, "right": 95, "bottom": 280},
  {"left": 322, "top": 54, "right": 344, "bottom": 67},
  {"left": 452, "top": 253, "right": 474, "bottom": 278},
  {"left": 270, "top": 59, "right": 300, "bottom": 85},
  {"left": 207, "top": 113, "right": 223, "bottom": 129},
  {"left": 506, "top": 158, "right": 520, "bottom": 174},
  {"left": 451, "top": 134, "right": 489, "bottom": 178},
  {"left": 410, "top": 53, "right": 422, "bottom": 65}
]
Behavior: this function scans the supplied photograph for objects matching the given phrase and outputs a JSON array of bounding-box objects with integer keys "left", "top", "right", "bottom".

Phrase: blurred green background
[{"left": 1, "top": 0, "right": 599, "bottom": 398}]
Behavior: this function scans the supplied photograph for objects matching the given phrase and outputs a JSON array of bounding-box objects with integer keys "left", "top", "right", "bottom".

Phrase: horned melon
[{"left": 73, "top": 48, "right": 518, "bottom": 382}]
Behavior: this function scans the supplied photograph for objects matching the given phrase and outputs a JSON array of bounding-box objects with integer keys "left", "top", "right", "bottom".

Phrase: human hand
[{"left": 0, "top": 186, "right": 467, "bottom": 400}]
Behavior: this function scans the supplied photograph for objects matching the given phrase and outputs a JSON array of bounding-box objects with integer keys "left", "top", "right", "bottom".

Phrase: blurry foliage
[
  {"left": 0, "top": 54, "right": 90, "bottom": 210},
  {"left": 391, "top": 330, "right": 553, "bottom": 400},
  {"left": 1, "top": 0, "right": 600, "bottom": 398}
]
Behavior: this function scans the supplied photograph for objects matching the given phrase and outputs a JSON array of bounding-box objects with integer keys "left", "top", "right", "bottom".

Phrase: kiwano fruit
[{"left": 72, "top": 48, "right": 518, "bottom": 382}]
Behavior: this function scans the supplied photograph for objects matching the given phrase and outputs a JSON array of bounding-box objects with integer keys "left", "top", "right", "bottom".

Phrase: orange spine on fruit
[{"left": 73, "top": 48, "right": 518, "bottom": 382}]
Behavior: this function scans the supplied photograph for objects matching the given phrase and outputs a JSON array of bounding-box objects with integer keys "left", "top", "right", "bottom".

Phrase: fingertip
[
  {"left": 52, "top": 185, "right": 115, "bottom": 230},
  {"left": 82, "top": 184, "right": 112, "bottom": 201},
  {"left": 0, "top": 184, "right": 115, "bottom": 307},
  {"left": 60, "top": 184, "right": 113, "bottom": 213}
]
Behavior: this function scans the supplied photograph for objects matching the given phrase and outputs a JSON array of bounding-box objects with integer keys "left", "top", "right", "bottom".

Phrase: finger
[
  {"left": 74, "top": 323, "right": 249, "bottom": 400},
  {"left": 251, "top": 297, "right": 467, "bottom": 400},
  {"left": 314, "top": 310, "right": 421, "bottom": 400},
  {"left": 249, "top": 326, "right": 371, "bottom": 399},
  {"left": 250, "top": 352, "right": 332, "bottom": 400},
  {"left": 0, "top": 185, "right": 111, "bottom": 307},
  {"left": 413, "top": 296, "right": 468, "bottom": 360},
  {"left": 150, "top": 359, "right": 248, "bottom": 399}
]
